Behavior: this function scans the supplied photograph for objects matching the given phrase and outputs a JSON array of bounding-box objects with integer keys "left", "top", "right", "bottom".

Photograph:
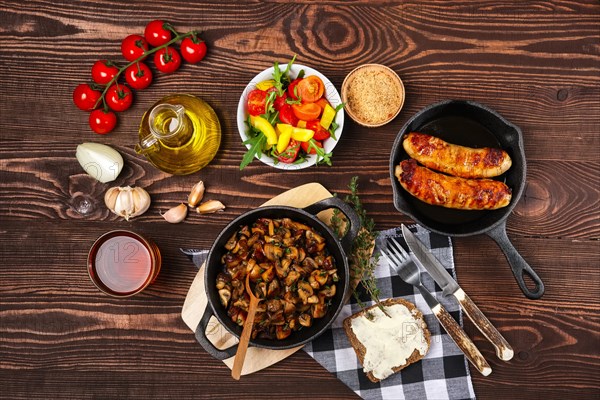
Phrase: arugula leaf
[
  {"left": 307, "top": 139, "right": 332, "bottom": 166},
  {"left": 264, "top": 90, "right": 277, "bottom": 115},
  {"left": 240, "top": 132, "right": 267, "bottom": 170},
  {"left": 327, "top": 103, "right": 345, "bottom": 140},
  {"left": 273, "top": 55, "right": 297, "bottom": 96}
]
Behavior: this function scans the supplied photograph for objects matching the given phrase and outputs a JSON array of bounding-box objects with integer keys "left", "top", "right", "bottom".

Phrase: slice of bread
[{"left": 343, "top": 298, "right": 431, "bottom": 383}]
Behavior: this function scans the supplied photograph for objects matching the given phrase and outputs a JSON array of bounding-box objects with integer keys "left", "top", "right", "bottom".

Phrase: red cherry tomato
[
  {"left": 287, "top": 78, "right": 302, "bottom": 100},
  {"left": 73, "top": 84, "right": 101, "bottom": 111},
  {"left": 89, "top": 109, "right": 117, "bottom": 134},
  {"left": 278, "top": 104, "right": 298, "bottom": 126},
  {"left": 121, "top": 34, "right": 149, "bottom": 62},
  {"left": 154, "top": 47, "right": 181, "bottom": 74},
  {"left": 144, "top": 20, "right": 172, "bottom": 47},
  {"left": 301, "top": 139, "right": 323, "bottom": 155},
  {"left": 105, "top": 84, "right": 134, "bottom": 112},
  {"left": 306, "top": 120, "right": 330, "bottom": 141},
  {"left": 125, "top": 62, "right": 153, "bottom": 90},
  {"left": 267, "top": 87, "right": 288, "bottom": 111},
  {"left": 277, "top": 139, "right": 300, "bottom": 163},
  {"left": 91, "top": 60, "right": 119, "bottom": 85},
  {"left": 180, "top": 36, "right": 207, "bottom": 64},
  {"left": 247, "top": 89, "right": 267, "bottom": 116}
]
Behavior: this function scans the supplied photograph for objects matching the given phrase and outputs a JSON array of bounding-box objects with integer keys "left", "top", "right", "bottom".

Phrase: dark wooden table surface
[{"left": 1, "top": 1, "right": 598, "bottom": 399}]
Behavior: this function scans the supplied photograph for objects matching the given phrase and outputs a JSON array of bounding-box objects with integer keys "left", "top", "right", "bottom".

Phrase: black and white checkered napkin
[
  {"left": 303, "top": 225, "right": 476, "bottom": 400},
  {"left": 183, "top": 225, "right": 475, "bottom": 399}
]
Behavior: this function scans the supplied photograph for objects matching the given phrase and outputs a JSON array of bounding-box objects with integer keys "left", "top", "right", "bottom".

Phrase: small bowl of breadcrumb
[{"left": 341, "top": 64, "right": 405, "bottom": 127}]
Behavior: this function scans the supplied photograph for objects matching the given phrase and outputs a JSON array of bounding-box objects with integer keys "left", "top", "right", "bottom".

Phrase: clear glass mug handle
[{"left": 135, "top": 104, "right": 187, "bottom": 154}]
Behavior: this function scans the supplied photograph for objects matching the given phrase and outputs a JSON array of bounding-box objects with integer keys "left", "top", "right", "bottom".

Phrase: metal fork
[{"left": 381, "top": 237, "right": 492, "bottom": 376}]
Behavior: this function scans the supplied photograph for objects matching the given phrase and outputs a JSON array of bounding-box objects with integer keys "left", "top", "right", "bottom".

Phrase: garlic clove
[
  {"left": 162, "top": 203, "right": 188, "bottom": 223},
  {"left": 131, "top": 187, "right": 151, "bottom": 218},
  {"left": 196, "top": 200, "right": 226, "bottom": 214},
  {"left": 76, "top": 143, "right": 124, "bottom": 183},
  {"left": 188, "top": 181, "right": 205, "bottom": 207},
  {"left": 104, "top": 187, "right": 120, "bottom": 211},
  {"left": 115, "top": 186, "right": 134, "bottom": 220}
]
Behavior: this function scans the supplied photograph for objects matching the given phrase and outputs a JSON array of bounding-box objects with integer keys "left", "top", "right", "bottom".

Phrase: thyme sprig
[{"left": 331, "top": 176, "right": 388, "bottom": 316}]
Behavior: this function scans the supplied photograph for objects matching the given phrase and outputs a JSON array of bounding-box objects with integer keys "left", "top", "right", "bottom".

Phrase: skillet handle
[
  {"left": 194, "top": 305, "right": 238, "bottom": 360},
  {"left": 303, "top": 197, "right": 360, "bottom": 254},
  {"left": 486, "top": 223, "right": 545, "bottom": 299}
]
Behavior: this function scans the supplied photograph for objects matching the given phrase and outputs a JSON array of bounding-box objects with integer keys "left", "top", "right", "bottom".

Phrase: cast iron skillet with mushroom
[
  {"left": 197, "top": 197, "right": 360, "bottom": 359},
  {"left": 216, "top": 216, "right": 339, "bottom": 341}
]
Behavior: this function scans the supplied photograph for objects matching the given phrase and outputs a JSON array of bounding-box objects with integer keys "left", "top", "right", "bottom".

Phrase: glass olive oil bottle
[{"left": 136, "top": 94, "right": 221, "bottom": 175}]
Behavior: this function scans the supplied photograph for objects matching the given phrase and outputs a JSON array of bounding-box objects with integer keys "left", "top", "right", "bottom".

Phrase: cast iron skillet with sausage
[{"left": 389, "top": 100, "right": 544, "bottom": 299}]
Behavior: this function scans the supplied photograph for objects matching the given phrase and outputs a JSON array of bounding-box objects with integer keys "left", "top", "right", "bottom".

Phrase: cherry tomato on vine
[
  {"left": 91, "top": 60, "right": 119, "bottom": 85},
  {"left": 73, "top": 83, "right": 101, "bottom": 111},
  {"left": 121, "top": 34, "right": 149, "bottom": 62},
  {"left": 125, "top": 62, "right": 153, "bottom": 90},
  {"left": 89, "top": 109, "right": 117, "bottom": 134},
  {"left": 106, "top": 84, "right": 134, "bottom": 112},
  {"left": 180, "top": 36, "right": 207, "bottom": 64},
  {"left": 247, "top": 89, "right": 267, "bottom": 116},
  {"left": 144, "top": 20, "right": 172, "bottom": 47},
  {"left": 154, "top": 46, "right": 181, "bottom": 74}
]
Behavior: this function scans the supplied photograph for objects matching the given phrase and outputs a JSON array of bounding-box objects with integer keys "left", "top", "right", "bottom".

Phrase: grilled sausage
[
  {"left": 395, "top": 159, "right": 512, "bottom": 210},
  {"left": 402, "top": 132, "right": 512, "bottom": 178}
]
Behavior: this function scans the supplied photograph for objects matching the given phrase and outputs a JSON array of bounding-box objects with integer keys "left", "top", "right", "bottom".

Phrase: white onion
[{"left": 76, "top": 142, "right": 124, "bottom": 183}]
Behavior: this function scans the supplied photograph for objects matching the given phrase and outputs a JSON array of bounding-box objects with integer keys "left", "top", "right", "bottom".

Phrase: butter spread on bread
[{"left": 345, "top": 298, "right": 430, "bottom": 382}]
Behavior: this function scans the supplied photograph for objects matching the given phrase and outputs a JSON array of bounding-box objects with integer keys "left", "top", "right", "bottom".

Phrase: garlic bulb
[
  {"left": 104, "top": 186, "right": 151, "bottom": 221},
  {"left": 162, "top": 203, "right": 188, "bottom": 223},
  {"left": 188, "top": 181, "right": 205, "bottom": 207},
  {"left": 76, "top": 143, "right": 124, "bottom": 183}
]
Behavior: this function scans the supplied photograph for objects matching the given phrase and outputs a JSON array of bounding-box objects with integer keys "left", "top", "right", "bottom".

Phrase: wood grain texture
[{"left": 1, "top": 0, "right": 599, "bottom": 399}]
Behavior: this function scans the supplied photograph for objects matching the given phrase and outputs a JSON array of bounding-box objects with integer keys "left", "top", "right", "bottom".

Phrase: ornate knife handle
[
  {"left": 418, "top": 285, "right": 492, "bottom": 376},
  {"left": 455, "top": 288, "right": 514, "bottom": 361},
  {"left": 432, "top": 302, "right": 492, "bottom": 376}
]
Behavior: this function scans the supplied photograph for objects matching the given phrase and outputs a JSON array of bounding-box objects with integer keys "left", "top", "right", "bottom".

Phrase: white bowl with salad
[{"left": 237, "top": 58, "right": 344, "bottom": 170}]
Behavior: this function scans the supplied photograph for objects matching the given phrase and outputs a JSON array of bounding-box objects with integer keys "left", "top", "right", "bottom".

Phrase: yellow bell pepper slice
[
  {"left": 276, "top": 124, "right": 294, "bottom": 153},
  {"left": 250, "top": 115, "right": 278, "bottom": 145},
  {"left": 256, "top": 79, "right": 276, "bottom": 91},
  {"left": 296, "top": 120, "right": 307, "bottom": 128},
  {"left": 320, "top": 104, "right": 336, "bottom": 130},
  {"left": 291, "top": 127, "right": 314, "bottom": 142}
]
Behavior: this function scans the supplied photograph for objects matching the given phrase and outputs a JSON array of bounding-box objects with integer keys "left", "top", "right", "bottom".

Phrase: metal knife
[{"left": 402, "top": 225, "right": 514, "bottom": 361}]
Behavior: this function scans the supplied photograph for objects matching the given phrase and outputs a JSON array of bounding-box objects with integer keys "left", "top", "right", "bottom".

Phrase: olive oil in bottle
[{"left": 136, "top": 94, "right": 221, "bottom": 175}]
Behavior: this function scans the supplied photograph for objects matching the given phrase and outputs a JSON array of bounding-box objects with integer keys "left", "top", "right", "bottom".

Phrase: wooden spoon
[{"left": 231, "top": 273, "right": 260, "bottom": 380}]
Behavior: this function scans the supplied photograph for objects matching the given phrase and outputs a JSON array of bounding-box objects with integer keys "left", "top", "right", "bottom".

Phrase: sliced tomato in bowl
[
  {"left": 306, "top": 120, "right": 330, "bottom": 141},
  {"left": 287, "top": 78, "right": 302, "bottom": 100},
  {"left": 277, "top": 139, "right": 301, "bottom": 163},
  {"left": 279, "top": 104, "right": 299, "bottom": 126},
  {"left": 297, "top": 75, "right": 325, "bottom": 103},
  {"left": 300, "top": 139, "right": 323, "bottom": 154},
  {"left": 292, "top": 103, "right": 321, "bottom": 121},
  {"left": 247, "top": 89, "right": 267, "bottom": 116}
]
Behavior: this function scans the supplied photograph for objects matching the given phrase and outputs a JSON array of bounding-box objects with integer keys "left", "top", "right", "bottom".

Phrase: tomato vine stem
[{"left": 93, "top": 30, "right": 195, "bottom": 109}]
